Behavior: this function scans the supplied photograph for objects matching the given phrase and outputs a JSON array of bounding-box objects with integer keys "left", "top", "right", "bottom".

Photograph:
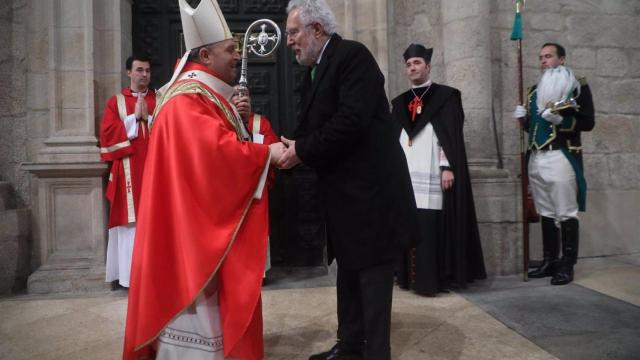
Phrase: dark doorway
[{"left": 132, "top": 0, "right": 326, "bottom": 267}]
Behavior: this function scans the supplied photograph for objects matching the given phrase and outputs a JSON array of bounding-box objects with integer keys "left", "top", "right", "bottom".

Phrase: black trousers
[{"left": 336, "top": 261, "right": 395, "bottom": 360}]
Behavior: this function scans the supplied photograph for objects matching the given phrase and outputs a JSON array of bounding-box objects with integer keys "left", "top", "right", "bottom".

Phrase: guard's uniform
[{"left": 524, "top": 75, "right": 595, "bottom": 285}]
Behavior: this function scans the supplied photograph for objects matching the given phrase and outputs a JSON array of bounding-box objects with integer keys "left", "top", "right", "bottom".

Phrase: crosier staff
[{"left": 236, "top": 19, "right": 282, "bottom": 97}]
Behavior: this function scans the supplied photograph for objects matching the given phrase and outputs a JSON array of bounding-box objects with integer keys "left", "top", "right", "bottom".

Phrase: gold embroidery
[
  {"left": 152, "top": 81, "right": 245, "bottom": 140},
  {"left": 559, "top": 117, "right": 576, "bottom": 132},
  {"left": 566, "top": 139, "right": 582, "bottom": 153},
  {"left": 122, "top": 157, "right": 135, "bottom": 223},
  {"left": 100, "top": 140, "right": 131, "bottom": 154}
]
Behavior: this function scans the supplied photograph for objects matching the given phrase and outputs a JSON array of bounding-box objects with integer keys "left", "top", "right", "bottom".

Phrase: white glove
[
  {"left": 513, "top": 105, "right": 527, "bottom": 119},
  {"left": 541, "top": 108, "right": 563, "bottom": 125}
]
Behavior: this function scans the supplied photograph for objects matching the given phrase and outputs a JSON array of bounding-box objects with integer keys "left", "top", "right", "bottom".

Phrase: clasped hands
[
  {"left": 268, "top": 137, "right": 301, "bottom": 169},
  {"left": 134, "top": 94, "right": 148, "bottom": 122}
]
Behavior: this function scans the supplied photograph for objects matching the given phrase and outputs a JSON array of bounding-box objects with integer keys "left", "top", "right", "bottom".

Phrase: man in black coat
[
  {"left": 391, "top": 44, "right": 486, "bottom": 296},
  {"left": 278, "top": 1, "right": 417, "bottom": 359}
]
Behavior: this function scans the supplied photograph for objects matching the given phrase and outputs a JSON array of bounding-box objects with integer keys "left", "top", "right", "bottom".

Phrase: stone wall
[
  {"left": 0, "top": 0, "right": 29, "bottom": 207},
  {"left": 492, "top": 0, "right": 640, "bottom": 257}
]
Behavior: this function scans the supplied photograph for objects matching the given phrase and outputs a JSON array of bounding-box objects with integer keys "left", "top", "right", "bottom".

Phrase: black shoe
[
  {"left": 309, "top": 343, "right": 363, "bottom": 360},
  {"left": 527, "top": 259, "right": 557, "bottom": 278},
  {"left": 551, "top": 219, "right": 579, "bottom": 286},
  {"left": 550, "top": 263, "right": 574, "bottom": 285}
]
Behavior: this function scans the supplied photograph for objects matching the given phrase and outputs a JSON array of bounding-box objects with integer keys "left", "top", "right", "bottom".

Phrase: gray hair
[{"left": 287, "top": 0, "right": 337, "bottom": 35}]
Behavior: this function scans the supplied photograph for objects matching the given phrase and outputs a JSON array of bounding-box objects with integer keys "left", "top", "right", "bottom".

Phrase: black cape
[{"left": 391, "top": 83, "right": 486, "bottom": 290}]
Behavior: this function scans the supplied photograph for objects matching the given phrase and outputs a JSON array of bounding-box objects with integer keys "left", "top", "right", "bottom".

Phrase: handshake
[
  {"left": 268, "top": 136, "right": 302, "bottom": 169},
  {"left": 512, "top": 104, "right": 563, "bottom": 125}
]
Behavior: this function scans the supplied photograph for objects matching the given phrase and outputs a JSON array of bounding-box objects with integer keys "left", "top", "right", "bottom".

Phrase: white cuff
[
  {"left": 253, "top": 151, "right": 270, "bottom": 200},
  {"left": 439, "top": 149, "right": 450, "bottom": 168},
  {"left": 124, "top": 114, "right": 139, "bottom": 139}
]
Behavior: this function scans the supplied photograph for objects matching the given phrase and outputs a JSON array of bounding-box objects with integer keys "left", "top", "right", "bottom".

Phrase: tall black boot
[
  {"left": 528, "top": 216, "right": 560, "bottom": 278},
  {"left": 551, "top": 219, "right": 579, "bottom": 285}
]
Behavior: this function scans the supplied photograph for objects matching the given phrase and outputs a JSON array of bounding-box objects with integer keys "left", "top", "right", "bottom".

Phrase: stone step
[
  {"left": 0, "top": 208, "right": 30, "bottom": 295},
  {"left": 27, "top": 263, "right": 110, "bottom": 294},
  {"left": 0, "top": 181, "right": 17, "bottom": 211}
]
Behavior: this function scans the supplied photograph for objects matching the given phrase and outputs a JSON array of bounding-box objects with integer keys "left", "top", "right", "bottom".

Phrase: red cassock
[
  {"left": 123, "top": 62, "right": 270, "bottom": 360},
  {"left": 99, "top": 88, "right": 156, "bottom": 228}
]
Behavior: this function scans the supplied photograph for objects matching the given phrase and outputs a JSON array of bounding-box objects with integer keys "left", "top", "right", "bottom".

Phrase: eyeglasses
[{"left": 284, "top": 24, "right": 314, "bottom": 38}]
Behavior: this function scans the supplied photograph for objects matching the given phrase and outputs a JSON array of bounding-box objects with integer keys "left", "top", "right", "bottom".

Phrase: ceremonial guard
[{"left": 514, "top": 43, "right": 595, "bottom": 285}]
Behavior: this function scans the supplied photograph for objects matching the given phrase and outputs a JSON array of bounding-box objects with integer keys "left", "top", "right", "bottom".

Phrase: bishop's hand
[
  {"left": 269, "top": 142, "right": 285, "bottom": 165},
  {"left": 278, "top": 136, "right": 302, "bottom": 169},
  {"left": 232, "top": 86, "right": 251, "bottom": 123}
]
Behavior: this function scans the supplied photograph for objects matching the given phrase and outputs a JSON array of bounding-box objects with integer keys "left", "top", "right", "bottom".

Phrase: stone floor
[{"left": 0, "top": 254, "right": 638, "bottom": 360}]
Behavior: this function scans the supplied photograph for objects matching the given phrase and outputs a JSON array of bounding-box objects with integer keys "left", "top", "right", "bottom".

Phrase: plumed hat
[{"left": 403, "top": 44, "right": 433, "bottom": 63}]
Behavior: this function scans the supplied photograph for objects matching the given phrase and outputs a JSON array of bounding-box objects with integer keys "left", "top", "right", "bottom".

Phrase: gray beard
[
  {"left": 536, "top": 65, "right": 579, "bottom": 114},
  {"left": 297, "top": 37, "right": 323, "bottom": 66}
]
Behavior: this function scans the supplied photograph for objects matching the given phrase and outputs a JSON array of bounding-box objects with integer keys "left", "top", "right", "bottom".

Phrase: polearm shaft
[
  {"left": 511, "top": 0, "right": 529, "bottom": 281},
  {"left": 517, "top": 39, "right": 530, "bottom": 282}
]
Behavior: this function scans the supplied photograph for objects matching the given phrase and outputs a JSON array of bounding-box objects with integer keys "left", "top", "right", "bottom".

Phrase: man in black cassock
[{"left": 392, "top": 44, "right": 486, "bottom": 296}]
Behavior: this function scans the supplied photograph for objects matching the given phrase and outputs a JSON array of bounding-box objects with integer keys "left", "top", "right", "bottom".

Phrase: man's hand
[
  {"left": 441, "top": 169, "right": 454, "bottom": 190},
  {"left": 513, "top": 104, "right": 527, "bottom": 119},
  {"left": 269, "top": 142, "right": 286, "bottom": 165},
  {"left": 541, "top": 108, "right": 563, "bottom": 125},
  {"left": 278, "top": 136, "right": 302, "bottom": 169},
  {"left": 135, "top": 94, "right": 145, "bottom": 120},
  {"left": 232, "top": 86, "right": 251, "bottom": 122}
]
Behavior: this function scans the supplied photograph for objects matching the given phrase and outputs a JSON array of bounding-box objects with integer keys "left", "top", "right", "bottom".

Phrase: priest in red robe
[
  {"left": 122, "top": 0, "right": 284, "bottom": 359},
  {"left": 99, "top": 54, "right": 156, "bottom": 288}
]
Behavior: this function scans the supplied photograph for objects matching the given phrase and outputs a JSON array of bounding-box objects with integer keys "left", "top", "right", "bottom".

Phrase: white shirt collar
[
  {"left": 411, "top": 79, "right": 432, "bottom": 89},
  {"left": 131, "top": 89, "right": 149, "bottom": 97},
  {"left": 315, "top": 36, "right": 331, "bottom": 65}
]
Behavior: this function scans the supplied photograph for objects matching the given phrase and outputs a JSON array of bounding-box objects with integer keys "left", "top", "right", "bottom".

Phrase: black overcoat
[{"left": 294, "top": 34, "right": 417, "bottom": 270}]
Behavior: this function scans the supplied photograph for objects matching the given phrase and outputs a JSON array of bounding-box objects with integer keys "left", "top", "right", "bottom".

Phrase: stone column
[
  {"left": 440, "top": 0, "right": 521, "bottom": 275},
  {"left": 328, "top": 0, "right": 389, "bottom": 87},
  {"left": 22, "top": 0, "right": 132, "bottom": 293},
  {"left": 441, "top": 0, "right": 494, "bottom": 163}
]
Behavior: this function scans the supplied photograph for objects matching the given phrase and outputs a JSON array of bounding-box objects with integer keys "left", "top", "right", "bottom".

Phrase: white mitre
[
  {"left": 180, "top": 0, "right": 232, "bottom": 50},
  {"left": 160, "top": 0, "right": 233, "bottom": 95}
]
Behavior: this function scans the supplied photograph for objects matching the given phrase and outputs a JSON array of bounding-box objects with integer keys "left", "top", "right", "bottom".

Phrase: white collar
[
  {"left": 315, "top": 36, "right": 331, "bottom": 65},
  {"left": 131, "top": 89, "right": 149, "bottom": 96},
  {"left": 411, "top": 79, "right": 432, "bottom": 89},
  {"left": 177, "top": 70, "right": 235, "bottom": 100}
]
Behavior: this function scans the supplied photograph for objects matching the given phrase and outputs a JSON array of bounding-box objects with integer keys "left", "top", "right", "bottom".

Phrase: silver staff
[{"left": 237, "top": 19, "right": 282, "bottom": 97}]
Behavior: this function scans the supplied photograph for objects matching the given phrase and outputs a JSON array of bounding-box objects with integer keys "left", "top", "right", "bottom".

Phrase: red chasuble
[
  {"left": 99, "top": 88, "right": 156, "bottom": 228},
  {"left": 123, "top": 62, "right": 270, "bottom": 360}
]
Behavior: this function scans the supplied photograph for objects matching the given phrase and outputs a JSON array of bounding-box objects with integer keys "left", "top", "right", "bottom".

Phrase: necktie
[{"left": 311, "top": 65, "right": 317, "bottom": 81}]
